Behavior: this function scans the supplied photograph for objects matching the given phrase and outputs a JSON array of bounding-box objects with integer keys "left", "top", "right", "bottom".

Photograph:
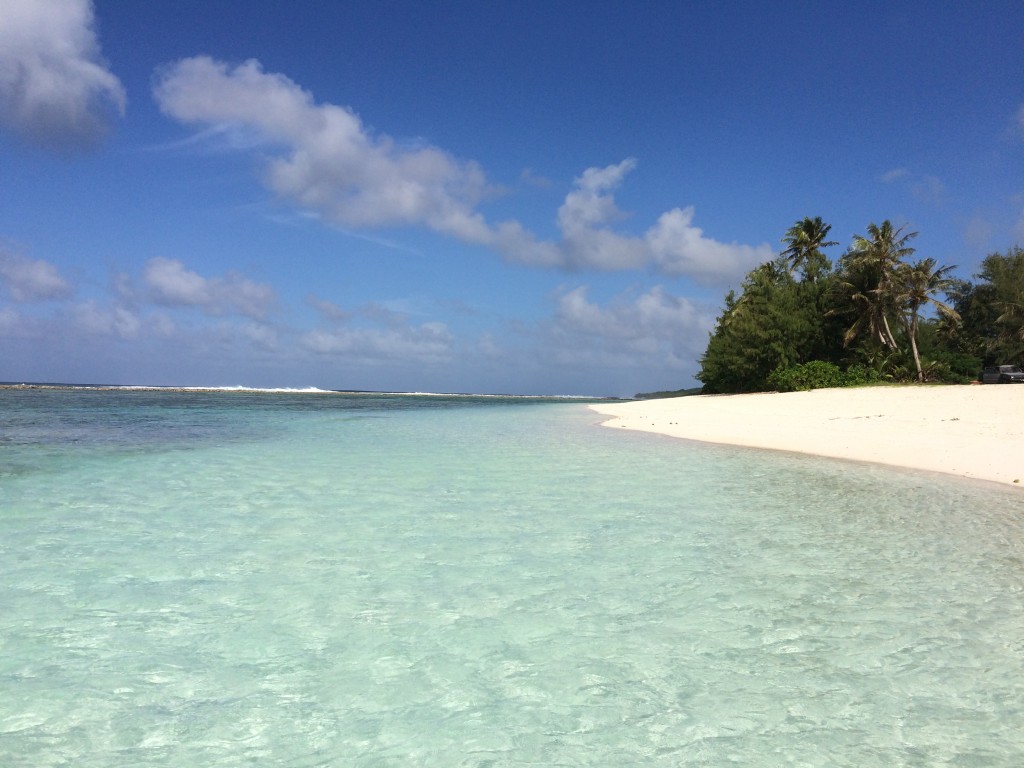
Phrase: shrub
[
  {"left": 841, "top": 364, "right": 884, "bottom": 386},
  {"left": 768, "top": 360, "right": 844, "bottom": 392}
]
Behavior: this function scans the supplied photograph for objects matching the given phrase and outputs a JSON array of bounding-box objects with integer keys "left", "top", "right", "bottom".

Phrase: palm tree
[
  {"left": 836, "top": 221, "right": 918, "bottom": 351},
  {"left": 781, "top": 217, "right": 837, "bottom": 282},
  {"left": 894, "top": 257, "right": 960, "bottom": 381},
  {"left": 834, "top": 268, "right": 899, "bottom": 350}
]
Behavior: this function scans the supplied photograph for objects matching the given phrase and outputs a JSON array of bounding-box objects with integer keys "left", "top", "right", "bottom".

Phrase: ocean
[{"left": 1, "top": 387, "right": 1023, "bottom": 766}]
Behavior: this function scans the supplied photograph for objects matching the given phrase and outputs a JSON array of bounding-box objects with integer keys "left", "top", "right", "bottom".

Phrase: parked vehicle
[{"left": 979, "top": 365, "right": 1024, "bottom": 384}]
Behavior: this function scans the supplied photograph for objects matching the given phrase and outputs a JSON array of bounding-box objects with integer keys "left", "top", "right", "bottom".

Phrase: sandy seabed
[{"left": 591, "top": 385, "right": 1024, "bottom": 488}]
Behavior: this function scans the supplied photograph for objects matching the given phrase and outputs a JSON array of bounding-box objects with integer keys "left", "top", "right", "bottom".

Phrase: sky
[{"left": 1, "top": 1, "right": 1022, "bottom": 397}]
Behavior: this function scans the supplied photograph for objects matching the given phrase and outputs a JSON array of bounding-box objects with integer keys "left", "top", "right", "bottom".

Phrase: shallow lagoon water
[{"left": 1, "top": 388, "right": 1023, "bottom": 766}]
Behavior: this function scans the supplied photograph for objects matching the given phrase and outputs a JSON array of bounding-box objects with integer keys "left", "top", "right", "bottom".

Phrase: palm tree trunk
[
  {"left": 905, "top": 314, "right": 923, "bottom": 381},
  {"left": 881, "top": 313, "right": 899, "bottom": 350}
]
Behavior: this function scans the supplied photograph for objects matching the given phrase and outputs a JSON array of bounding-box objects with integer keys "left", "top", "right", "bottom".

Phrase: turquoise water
[{"left": 2, "top": 389, "right": 1023, "bottom": 766}]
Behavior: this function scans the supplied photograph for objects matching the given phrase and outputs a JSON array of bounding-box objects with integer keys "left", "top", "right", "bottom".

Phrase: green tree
[
  {"left": 893, "top": 257, "right": 959, "bottom": 381},
  {"left": 835, "top": 221, "right": 918, "bottom": 351},
  {"left": 781, "top": 216, "right": 838, "bottom": 282},
  {"left": 938, "top": 278, "right": 988, "bottom": 362},
  {"left": 939, "top": 247, "right": 1024, "bottom": 368},
  {"left": 976, "top": 247, "right": 1024, "bottom": 363},
  {"left": 698, "top": 254, "right": 843, "bottom": 393}
]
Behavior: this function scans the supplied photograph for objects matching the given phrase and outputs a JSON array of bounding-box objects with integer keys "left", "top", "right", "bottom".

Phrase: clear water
[{"left": 1, "top": 388, "right": 1023, "bottom": 767}]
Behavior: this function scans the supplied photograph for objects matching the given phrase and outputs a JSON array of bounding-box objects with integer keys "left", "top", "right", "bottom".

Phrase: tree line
[{"left": 697, "top": 217, "right": 1024, "bottom": 393}]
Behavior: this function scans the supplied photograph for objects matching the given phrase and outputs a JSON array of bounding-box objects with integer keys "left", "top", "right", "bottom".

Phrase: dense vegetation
[
  {"left": 634, "top": 387, "right": 703, "bottom": 400},
  {"left": 697, "top": 218, "right": 1024, "bottom": 393}
]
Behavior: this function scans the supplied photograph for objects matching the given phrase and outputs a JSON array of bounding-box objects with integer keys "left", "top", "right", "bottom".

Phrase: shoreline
[
  {"left": 590, "top": 385, "right": 1024, "bottom": 488},
  {"left": 0, "top": 383, "right": 606, "bottom": 400}
]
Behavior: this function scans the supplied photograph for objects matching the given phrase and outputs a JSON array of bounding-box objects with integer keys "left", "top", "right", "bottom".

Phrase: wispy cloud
[
  {"left": 1014, "top": 206, "right": 1024, "bottom": 244},
  {"left": 300, "top": 322, "right": 453, "bottom": 365},
  {"left": 520, "top": 167, "right": 553, "bottom": 189},
  {"left": 880, "top": 167, "right": 945, "bottom": 205},
  {"left": 306, "top": 294, "right": 351, "bottom": 323},
  {"left": 879, "top": 168, "right": 910, "bottom": 183},
  {"left": 963, "top": 215, "right": 993, "bottom": 251},
  {"left": 153, "top": 56, "right": 769, "bottom": 283},
  {"left": 911, "top": 175, "right": 945, "bottom": 205},
  {"left": 302, "top": 293, "right": 452, "bottom": 364},
  {"left": 0, "top": 0, "right": 125, "bottom": 151}
]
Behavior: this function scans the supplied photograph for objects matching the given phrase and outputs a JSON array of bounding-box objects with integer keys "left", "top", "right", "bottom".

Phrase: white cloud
[
  {"left": 552, "top": 159, "right": 649, "bottom": 270},
  {"left": 0, "top": 250, "right": 73, "bottom": 301},
  {"left": 513, "top": 161, "right": 771, "bottom": 279},
  {"left": 520, "top": 167, "right": 553, "bottom": 189},
  {"left": 154, "top": 57, "right": 492, "bottom": 240},
  {"left": 299, "top": 291, "right": 454, "bottom": 365},
  {"left": 645, "top": 206, "right": 773, "bottom": 281},
  {"left": 911, "top": 174, "right": 945, "bottom": 204},
  {"left": 73, "top": 300, "right": 141, "bottom": 339},
  {"left": 0, "top": 306, "right": 22, "bottom": 334},
  {"left": 963, "top": 215, "right": 993, "bottom": 250},
  {"left": 0, "top": 304, "right": 67, "bottom": 340},
  {"left": 556, "top": 285, "right": 708, "bottom": 342},
  {"left": 301, "top": 322, "right": 452, "bottom": 365},
  {"left": 240, "top": 321, "right": 279, "bottom": 350},
  {"left": 153, "top": 57, "right": 769, "bottom": 283},
  {"left": 880, "top": 168, "right": 909, "bottom": 183},
  {"left": 0, "top": 0, "right": 125, "bottom": 150},
  {"left": 148, "top": 311, "right": 176, "bottom": 338},
  {"left": 880, "top": 167, "right": 945, "bottom": 205},
  {"left": 143, "top": 257, "right": 276, "bottom": 319},
  {"left": 1014, "top": 207, "right": 1024, "bottom": 244},
  {"left": 360, "top": 301, "right": 415, "bottom": 327},
  {"left": 306, "top": 293, "right": 352, "bottom": 322},
  {"left": 548, "top": 285, "right": 714, "bottom": 369}
]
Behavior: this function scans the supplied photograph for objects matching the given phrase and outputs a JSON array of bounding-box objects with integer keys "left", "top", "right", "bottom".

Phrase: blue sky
[{"left": 1, "top": 0, "right": 1022, "bottom": 396}]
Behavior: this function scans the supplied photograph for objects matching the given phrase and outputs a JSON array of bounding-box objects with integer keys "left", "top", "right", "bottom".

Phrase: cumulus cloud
[
  {"left": 548, "top": 285, "right": 714, "bottom": 369},
  {"left": 556, "top": 285, "right": 709, "bottom": 342},
  {"left": 154, "top": 57, "right": 492, "bottom": 240},
  {"left": 0, "top": 250, "right": 73, "bottom": 301},
  {"left": 143, "top": 257, "right": 276, "bottom": 319},
  {"left": 552, "top": 159, "right": 649, "bottom": 270},
  {"left": 0, "top": 0, "right": 125, "bottom": 150},
  {"left": 73, "top": 300, "right": 141, "bottom": 339},
  {"left": 645, "top": 206, "right": 773, "bottom": 280},
  {"left": 509, "top": 160, "right": 771, "bottom": 279},
  {"left": 153, "top": 57, "right": 768, "bottom": 283}
]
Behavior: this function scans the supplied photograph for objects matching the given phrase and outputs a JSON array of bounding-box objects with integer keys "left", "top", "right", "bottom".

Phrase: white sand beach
[{"left": 591, "top": 385, "right": 1024, "bottom": 487}]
